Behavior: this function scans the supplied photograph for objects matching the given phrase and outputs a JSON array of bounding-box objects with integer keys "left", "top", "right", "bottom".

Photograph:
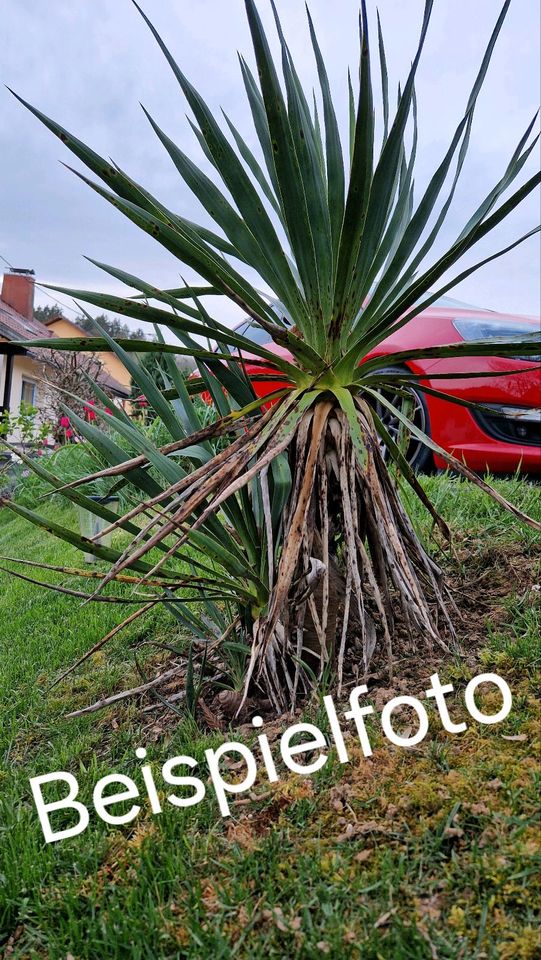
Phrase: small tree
[
  {"left": 75, "top": 312, "right": 147, "bottom": 342},
  {"left": 0, "top": 402, "right": 51, "bottom": 456},
  {"left": 39, "top": 349, "right": 110, "bottom": 442},
  {"left": 34, "top": 304, "right": 66, "bottom": 325}
]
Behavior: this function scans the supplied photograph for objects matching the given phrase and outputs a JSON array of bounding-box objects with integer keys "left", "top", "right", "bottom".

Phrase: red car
[{"left": 232, "top": 297, "right": 541, "bottom": 474}]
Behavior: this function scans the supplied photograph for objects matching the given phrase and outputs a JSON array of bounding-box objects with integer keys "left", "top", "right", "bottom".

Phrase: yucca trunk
[{"left": 227, "top": 397, "right": 454, "bottom": 712}]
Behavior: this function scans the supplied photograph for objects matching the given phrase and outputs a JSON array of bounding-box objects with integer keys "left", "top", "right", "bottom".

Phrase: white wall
[
  {"left": 0, "top": 354, "right": 6, "bottom": 402},
  {"left": 4, "top": 354, "right": 55, "bottom": 448}
]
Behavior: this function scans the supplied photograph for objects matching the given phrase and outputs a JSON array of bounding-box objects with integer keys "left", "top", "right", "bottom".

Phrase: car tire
[{"left": 367, "top": 365, "right": 433, "bottom": 473}]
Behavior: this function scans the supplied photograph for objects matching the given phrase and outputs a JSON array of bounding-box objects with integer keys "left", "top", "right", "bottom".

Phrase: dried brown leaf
[{"left": 374, "top": 908, "right": 398, "bottom": 929}]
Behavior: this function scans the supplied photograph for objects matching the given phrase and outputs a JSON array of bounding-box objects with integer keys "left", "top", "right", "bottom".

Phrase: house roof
[
  {"left": 95, "top": 370, "right": 130, "bottom": 398},
  {"left": 0, "top": 302, "right": 129, "bottom": 398},
  {"left": 0, "top": 301, "right": 54, "bottom": 343},
  {"left": 43, "top": 315, "right": 88, "bottom": 336}
]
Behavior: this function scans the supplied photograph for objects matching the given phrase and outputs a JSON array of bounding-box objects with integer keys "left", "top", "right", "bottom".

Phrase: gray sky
[{"left": 1, "top": 0, "right": 540, "bottom": 331}]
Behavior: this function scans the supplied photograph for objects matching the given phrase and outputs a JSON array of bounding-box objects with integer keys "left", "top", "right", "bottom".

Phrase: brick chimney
[{"left": 1, "top": 268, "right": 35, "bottom": 320}]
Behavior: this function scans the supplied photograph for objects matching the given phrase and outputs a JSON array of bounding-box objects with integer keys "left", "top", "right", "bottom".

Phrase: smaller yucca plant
[{"left": 3, "top": 0, "right": 540, "bottom": 714}]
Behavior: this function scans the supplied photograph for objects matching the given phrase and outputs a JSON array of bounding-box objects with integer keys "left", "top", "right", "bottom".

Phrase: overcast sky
[{"left": 1, "top": 0, "right": 540, "bottom": 331}]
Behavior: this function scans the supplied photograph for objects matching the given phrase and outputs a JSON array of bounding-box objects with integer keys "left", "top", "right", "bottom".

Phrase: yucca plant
[{"left": 3, "top": 0, "right": 540, "bottom": 714}]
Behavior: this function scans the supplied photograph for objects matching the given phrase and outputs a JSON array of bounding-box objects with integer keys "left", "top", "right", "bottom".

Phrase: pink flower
[
  {"left": 65, "top": 428, "right": 74, "bottom": 439},
  {"left": 59, "top": 415, "right": 70, "bottom": 428}
]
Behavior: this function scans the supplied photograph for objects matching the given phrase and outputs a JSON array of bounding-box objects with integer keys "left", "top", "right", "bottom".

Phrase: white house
[
  {"left": 0, "top": 268, "right": 130, "bottom": 450},
  {"left": 0, "top": 269, "right": 55, "bottom": 446}
]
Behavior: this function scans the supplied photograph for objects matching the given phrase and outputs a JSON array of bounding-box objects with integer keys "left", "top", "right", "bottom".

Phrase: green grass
[{"left": 1, "top": 477, "right": 540, "bottom": 959}]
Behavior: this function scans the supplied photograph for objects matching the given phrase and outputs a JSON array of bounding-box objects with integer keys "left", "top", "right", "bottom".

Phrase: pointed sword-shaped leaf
[
  {"left": 131, "top": 0, "right": 310, "bottom": 333},
  {"left": 338, "top": 0, "right": 434, "bottom": 324},
  {"left": 306, "top": 4, "right": 345, "bottom": 261},
  {"left": 244, "top": 0, "right": 325, "bottom": 346},
  {"left": 331, "top": 0, "right": 375, "bottom": 339}
]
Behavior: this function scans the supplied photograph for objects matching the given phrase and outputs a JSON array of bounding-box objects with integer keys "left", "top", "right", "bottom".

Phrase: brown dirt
[{"left": 131, "top": 536, "right": 541, "bottom": 739}]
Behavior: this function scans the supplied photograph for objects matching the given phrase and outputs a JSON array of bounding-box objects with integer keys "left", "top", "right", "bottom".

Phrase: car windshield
[
  {"left": 431, "top": 295, "right": 485, "bottom": 310},
  {"left": 235, "top": 320, "right": 274, "bottom": 345},
  {"left": 453, "top": 318, "right": 539, "bottom": 339}
]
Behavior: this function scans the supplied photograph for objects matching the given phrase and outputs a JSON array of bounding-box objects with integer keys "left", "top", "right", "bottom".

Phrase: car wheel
[{"left": 367, "top": 365, "right": 433, "bottom": 472}]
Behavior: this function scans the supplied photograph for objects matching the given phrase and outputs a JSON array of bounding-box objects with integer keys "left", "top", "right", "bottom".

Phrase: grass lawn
[{"left": 0, "top": 476, "right": 540, "bottom": 959}]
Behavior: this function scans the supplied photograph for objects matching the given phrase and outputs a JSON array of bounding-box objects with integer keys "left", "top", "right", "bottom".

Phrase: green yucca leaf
[
  {"left": 65, "top": 166, "right": 282, "bottom": 326},
  {"left": 408, "top": 383, "right": 535, "bottom": 418},
  {"left": 90, "top": 315, "right": 186, "bottom": 441},
  {"left": 363, "top": 388, "right": 541, "bottom": 532},
  {"left": 238, "top": 55, "right": 284, "bottom": 207},
  {"left": 0, "top": 567, "right": 176, "bottom": 605},
  {"left": 168, "top": 309, "right": 255, "bottom": 416},
  {"left": 132, "top": 1, "right": 310, "bottom": 333},
  {"left": 152, "top": 326, "right": 212, "bottom": 437},
  {"left": 376, "top": 11, "right": 389, "bottom": 144},
  {"left": 81, "top": 372, "right": 135, "bottom": 429},
  {"left": 306, "top": 5, "right": 345, "bottom": 259},
  {"left": 187, "top": 116, "right": 217, "bottom": 170},
  {"left": 269, "top": 0, "right": 333, "bottom": 323},
  {"left": 368, "top": 409, "right": 450, "bottom": 538},
  {"left": 330, "top": 386, "right": 368, "bottom": 469},
  {"left": 142, "top": 106, "right": 297, "bottom": 312},
  {"left": 164, "top": 324, "right": 256, "bottom": 414},
  {"left": 16, "top": 333, "right": 263, "bottom": 365},
  {"left": 163, "top": 597, "right": 213, "bottom": 644},
  {"left": 85, "top": 257, "right": 205, "bottom": 322},
  {"left": 347, "top": 69, "right": 356, "bottom": 164},
  {"left": 455, "top": 114, "right": 540, "bottom": 245},
  {"left": 374, "top": 0, "right": 512, "bottom": 310},
  {"left": 385, "top": 167, "right": 540, "bottom": 326},
  {"left": 311, "top": 93, "right": 325, "bottom": 177},
  {"left": 368, "top": 375, "right": 527, "bottom": 418},
  {"left": 0, "top": 557, "right": 204, "bottom": 590},
  {"left": 0, "top": 498, "right": 180, "bottom": 573},
  {"left": 359, "top": 217, "right": 541, "bottom": 362},
  {"left": 340, "top": 192, "right": 540, "bottom": 376},
  {"left": 338, "top": 0, "right": 433, "bottom": 326},
  {"left": 363, "top": 364, "right": 541, "bottom": 384},
  {"left": 360, "top": 330, "right": 541, "bottom": 376},
  {"left": 331, "top": 0, "right": 375, "bottom": 340},
  {"left": 244, "top": 0, "right": 324, "bottom": 344},
  {"left": 132, "top": 284, "right": 219, "bottom": 300},
  {"left": 221, "top": 110, "right": 283, "bottom": 217},
  {"left": 8, "top": 88, "right": 241, "bottom": 262},
  {"left": 360, "top": 91, "right": 417, "bottom": 303}
]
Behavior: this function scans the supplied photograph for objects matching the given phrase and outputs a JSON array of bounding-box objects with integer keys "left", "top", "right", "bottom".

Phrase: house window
[{"left": 21, "top": 379, "right": 37, "bottom": 406}]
